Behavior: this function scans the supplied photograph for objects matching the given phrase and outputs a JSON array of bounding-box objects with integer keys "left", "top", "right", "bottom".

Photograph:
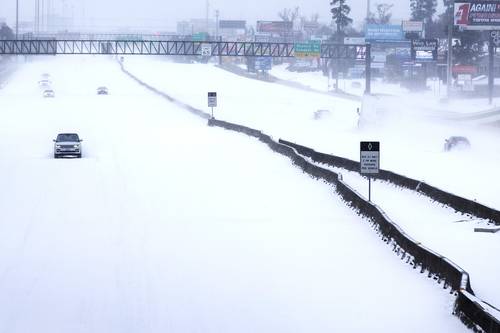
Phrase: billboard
[
  {"left": 219, "top": 20, "right": 246, "bottom": 30},
  {"left": 344, "top": 37, "right": 366, "bottom": 45},
  {"left": 257, "top": 21, "right": 293, "bottom": 34},
  {"left": 255, "top": 57, "right": 272, "bottom": 71},
  {"left": 402, "top": 21, "right": 424, "bottom": 32},
  {"left": 411, "top": 39, "right": 438, "bottom": 62},
  {"left": 454, "top": 1, "right": 500, "bottom": 30},
  {"left": 365, "top": 24, "right": 404, "bottom": 42}
]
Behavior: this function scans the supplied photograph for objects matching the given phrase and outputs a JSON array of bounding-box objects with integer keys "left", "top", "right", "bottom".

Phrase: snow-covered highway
[{"left": 0, "top": 56, "right": 466, "bottom": 332}]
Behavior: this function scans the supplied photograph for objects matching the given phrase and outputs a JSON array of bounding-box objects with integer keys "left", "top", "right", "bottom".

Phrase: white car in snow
[
  {"left": 43, "top": 89, "right": 55, "bottom": 98},
  {"left": 53, "top": 133, "right": 82, "bottom": 158},
  {"left": 38, "top": 79, "right": 51, "bottom": 88}
]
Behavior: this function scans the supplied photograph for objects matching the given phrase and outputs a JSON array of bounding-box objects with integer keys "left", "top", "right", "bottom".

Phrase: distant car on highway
[
  {"left": 38, "top": 79, "right": 51, "bottom": 87},
  {"left": 97, "top": 86, "right": 108, "bottom": 95},
  {"left": 53, "top": 133, "right": 82, "bottom": 158},
  {"left": 43, "top": 89, "right": 55, "bottom": 98},
  {"left": 41, "top": 73, "right": 50, "bottom": 79}
]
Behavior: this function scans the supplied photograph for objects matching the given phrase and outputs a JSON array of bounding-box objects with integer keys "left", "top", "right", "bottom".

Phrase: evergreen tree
[
  {"left": 330, "top": 0, "right": 353, "bottom": 41},
  {"left": 410, "top": 0, "right": 437, "bottom": 22}
]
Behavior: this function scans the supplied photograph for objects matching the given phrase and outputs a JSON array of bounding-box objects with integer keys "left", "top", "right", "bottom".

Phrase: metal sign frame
[{"left": 0, "top": 39, "right": 373, "bottom": 94}]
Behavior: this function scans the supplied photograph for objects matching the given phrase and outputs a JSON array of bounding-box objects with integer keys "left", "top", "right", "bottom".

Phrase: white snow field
[
  {"left": 0, "top": 56, "right": 467, "bottom": 332},
  {"left": 125, "top": 57, "right": 500, "bottom": 210}
]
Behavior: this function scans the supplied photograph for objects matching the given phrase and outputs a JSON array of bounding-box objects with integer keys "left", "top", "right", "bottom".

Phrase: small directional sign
[
  {"left": 360, "top": 141, "right": 380, "bottom": 174},
  {"left": 208, "top": 92, "right": 217, "bottom": 107},
  {"left": 201, "top": 44, "right": 212, "bottom": 56}
]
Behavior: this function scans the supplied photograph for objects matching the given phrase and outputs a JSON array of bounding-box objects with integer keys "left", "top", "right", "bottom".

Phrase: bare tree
[
  {"left": 278, "top": 7, "right": 300, "bottom": 22},
  {"left": 366, "top": 3, "right": 394, "bottom": 24}
]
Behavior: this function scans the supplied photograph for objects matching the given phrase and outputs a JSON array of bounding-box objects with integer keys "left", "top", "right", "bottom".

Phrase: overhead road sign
[
  {"left": 294, "top": 41, "right": 321, "bottom": 58},
  {"left": 201, "top": 44, "right": 212, "bottom": 56},
  {"left": 219, "top": 20, "right": 246, "bottom": 30},
  {"left": 402, "top": 21, "right": 424, "bottom": 32},
  {"left": 411, "top": 39, "right": 438, "bottom": 62},
  {"left": 192, "top": 32, "right": 208, "bottom": 42},
  {"left": 455, "top": 1, "right": 500, "bottom": 30}
]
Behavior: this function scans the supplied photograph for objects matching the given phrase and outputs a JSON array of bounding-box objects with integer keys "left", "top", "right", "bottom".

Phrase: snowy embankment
[
  {"left": 0, "top": 56, "right": 466, "bottom": 332},
  {"left": 125, "top": 57, "right": 500, "bottom": 210},
  {"left": 306, "top": 160, "right": 500, "bottom": 309}
]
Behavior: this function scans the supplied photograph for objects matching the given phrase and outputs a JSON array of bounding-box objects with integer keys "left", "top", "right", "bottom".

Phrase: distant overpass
[{"left": 0, "top": 40, "right": 368, "bottom": 58}]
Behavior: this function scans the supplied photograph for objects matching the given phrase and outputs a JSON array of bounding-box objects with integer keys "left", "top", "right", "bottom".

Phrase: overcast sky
[{"left": 0, "top": 0, "right": 445, "bottom": 32}]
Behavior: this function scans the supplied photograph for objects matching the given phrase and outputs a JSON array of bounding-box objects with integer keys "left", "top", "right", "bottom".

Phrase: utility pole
[
  {"left": 366, "top": 0, "right": 370, "bottom": 22},
  {"left": 446, "top": 2, "right": 453, "bottom": 100},
  {"left": 206, "top": 0, "right": 209, "bottom": 33},
  {"left": 15, "top": 0, "right": 19, "bottom": 38},
  {"left": 215, "top": 9, "right": 219, "bottom": 39},
  {"left": 35, "top": 0, "right": 40, "bottom": 34},
  {"left": 41, "top": 0, "right": 44, "bottom": 32},
  {"left": 488, "top": 33, "right": 494, "bottom": 105}
]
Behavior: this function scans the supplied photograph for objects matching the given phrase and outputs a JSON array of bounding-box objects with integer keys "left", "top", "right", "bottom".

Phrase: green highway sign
[
  {"left": 294, "top": 41, "right": 321, "bottom": 58},
  {"left": 192, "top": 32, "right": 208, "bottom": 42}
]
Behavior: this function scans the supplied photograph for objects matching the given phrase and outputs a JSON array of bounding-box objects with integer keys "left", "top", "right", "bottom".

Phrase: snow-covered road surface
[{"left": 0, "top": 56, "right": 466, "bottom": 332}]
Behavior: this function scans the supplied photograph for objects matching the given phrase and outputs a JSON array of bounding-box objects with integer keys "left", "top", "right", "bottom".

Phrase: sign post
[
  {"left": 208, "top": 92, "right": 217, "bottom": 118},
  {"left": 360, "top": 141, "right": 380, "bottom": 202}
]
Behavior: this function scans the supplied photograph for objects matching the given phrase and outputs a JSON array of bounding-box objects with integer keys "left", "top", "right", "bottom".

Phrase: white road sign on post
[
  {"left": 360, "top": 141, "right": 380, "bottom": 201},
  {"left": 208, "top": 92, "right": 217, "bottom": 118}
]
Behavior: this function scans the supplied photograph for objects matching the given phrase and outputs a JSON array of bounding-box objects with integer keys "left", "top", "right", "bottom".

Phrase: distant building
[{"left": 176, "top": 19, "right": 216, "bottom": 36}]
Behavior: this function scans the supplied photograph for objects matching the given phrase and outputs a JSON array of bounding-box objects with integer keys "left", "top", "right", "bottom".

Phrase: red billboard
[
  {"left": 454, "top": 1, "right": 500, "bottom": 30},
  {"left": 256, "top": 21, "right": 293, "bottom": 34}
]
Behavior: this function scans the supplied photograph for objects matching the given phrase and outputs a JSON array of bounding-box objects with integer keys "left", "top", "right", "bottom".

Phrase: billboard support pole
[
  {"left": 365, "top": 44, "right": 371, "bottom": 94},
  {"left": 489, "top": 32, "right": 494, "bottom": 105},
  {"left": 447, "top": 3, "right": 453, "bottom": 100}
]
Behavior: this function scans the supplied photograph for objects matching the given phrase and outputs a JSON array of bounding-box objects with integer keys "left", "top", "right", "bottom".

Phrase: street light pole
[{"left": 15, "top": 0, "right": 19, "bottom": 38}]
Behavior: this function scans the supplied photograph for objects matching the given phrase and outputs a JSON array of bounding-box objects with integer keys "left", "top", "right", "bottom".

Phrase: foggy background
[{"left": 0, "top": 0, "right": 446, "bottom": 33}]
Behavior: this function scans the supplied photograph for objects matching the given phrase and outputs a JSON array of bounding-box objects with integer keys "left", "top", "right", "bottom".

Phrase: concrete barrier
[{"left": 279, "top": 139, "right": 500, "bottom": 225}]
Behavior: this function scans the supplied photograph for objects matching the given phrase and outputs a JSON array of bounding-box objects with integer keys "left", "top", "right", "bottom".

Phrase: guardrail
[
  {"left": 118, "top": 61, "right": 211, "bottom": 120},
  {"left": 208, "top": 118, "right": 500, "bottom": 332},
  {"left": 279, "top": 140, "right": 500, "bottom": 225}
]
